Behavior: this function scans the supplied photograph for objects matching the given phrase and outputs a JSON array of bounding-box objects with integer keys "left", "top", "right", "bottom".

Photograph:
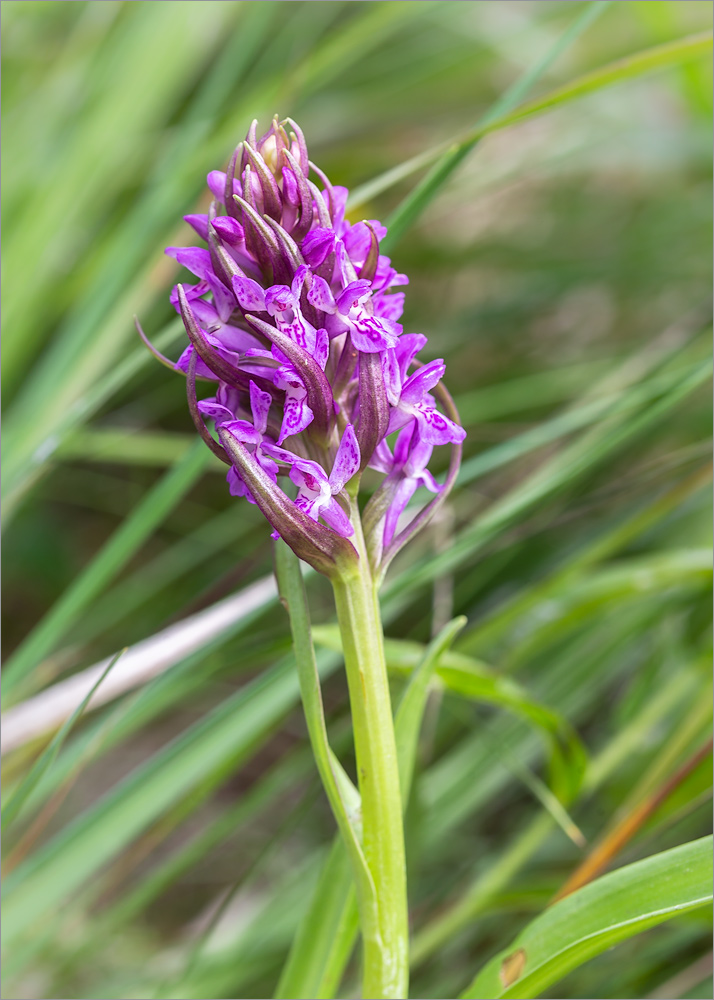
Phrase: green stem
[{"left": 331, "top": 514, "right": 409, "bottom": 999}]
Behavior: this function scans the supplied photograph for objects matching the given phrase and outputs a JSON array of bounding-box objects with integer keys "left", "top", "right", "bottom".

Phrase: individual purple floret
[{"left": 154, "top": 116, "right": 465, "bottom": 578}]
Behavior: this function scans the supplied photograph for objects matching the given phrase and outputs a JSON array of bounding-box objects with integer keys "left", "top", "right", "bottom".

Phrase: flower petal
[
  {"left": 249, "top": 380, "right": 272, "bottom": 436},
  {"left": 349, "top": 313, "right": 400, "bottom": 353},
  {"left": 211, "top": 216, "right": 245, "bottom": 245},
  {"left": 278, "top": 385, "right": 314, "bottom": 444},
  {"left": 314, "top": 328, "right": 329, "bottom": 370},
  {"left": 335, "top": 280, "right": 372, "bottom": 315},
  {"left": 396, "top": 333, "right": 428, "bottom": 382},
  {"left": 307, "top": 274, "right": 337, "bottom": 314},
  {"left": 329, "top": 424, "right": 361, "bottom": 493},
  {"left": 208, "top": 170, "right": 241, "bottom": 203},
  {"left": 320, "top": 497, "right": 354, "bottom": 537},
  {"left": 265, "top": 284, "right": 296, "bottom": 317},
  {"left": 165, "top": 246, "right": 213, "bottom": 280},
  {"left": 400, "top": 359, "right": 445, "bottom": 404},
  {"left": 302, "top": 227, "right": 335, "bottom": 267},
  {"left": 231, "top": 273, "right": 267, "bottom": 312},
  {"left": 373, "top": 291, "right": 405, "bottom": 323},
  {"left": 383, "top": 478, "right": 418, "bottom": 548},
  {"left": 381, "top": 348, "right": 401, "bottom": 406},
  {"left": 197, "top": 397, "right": 236, "bottom": 425},
  {"left": 227, "top": 465, "right": 252, "bottom": 500},
  {"left": 184, "top": 214, "right": 210, "bottom": 241},
  {"left": 414, "top": 403, "right": 467, "bottom": 445},
  {"left": 205, "top": 271, "right": 236, "bottom": 323}
]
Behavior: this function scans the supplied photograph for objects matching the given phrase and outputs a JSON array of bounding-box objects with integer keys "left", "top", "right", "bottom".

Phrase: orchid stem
[{"left": 331, "top": 508, "right": 409, "bottom": 999}]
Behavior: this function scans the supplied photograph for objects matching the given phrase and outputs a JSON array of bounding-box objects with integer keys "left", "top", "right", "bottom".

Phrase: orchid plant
[{"left": 145, "top": 116, "right": 465, "bottom": 998}]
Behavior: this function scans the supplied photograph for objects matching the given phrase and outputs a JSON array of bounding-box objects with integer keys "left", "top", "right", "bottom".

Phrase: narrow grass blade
[
  {"left": 460, "top": 836, "right": 713, "bottom": 999},
  {"left": 55, "top": 428, "right": 205, "bottom": 468},
  {"left": 395, "top": 616, "right": 467, "bottom": 804},
  {"left": 1, "top": 651, "right": 340, "bottom": 953},
  {"left": 2, "top": 439, "right": 211, "bottom": 700},
  {"left": 381, "top": 0, "right": 611, "bottom": 250},
  {"left": 352, "top": 28, "right": 713, "bottom": 218},
  {"left": 385, "top": 357, "right": 712, "bottom": 602},
  {"left": 1, "top": 574, "right": 279, "bottom": 755},
  {"left": 2, "top": 319, "right": 184, "bottom": 523},
  {"left": 459, "top": 463, "right": 712, "bottom": 655},
  {"left": 555, "top": 737, "right": 713, "bottom": 900},
  {"left": 275, "top": 838, "right": 358, "bottom": 1000},
  {"left": 410, "top": 666, "right": 705, "bottom": 968},
  {"left": 1, "top": 650, "right": 124, "bottom": 831}
]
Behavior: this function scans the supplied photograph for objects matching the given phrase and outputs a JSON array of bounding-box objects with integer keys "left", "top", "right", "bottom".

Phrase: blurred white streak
[{"left": 1, "top": 575, "right": 278, "bottom": 756}]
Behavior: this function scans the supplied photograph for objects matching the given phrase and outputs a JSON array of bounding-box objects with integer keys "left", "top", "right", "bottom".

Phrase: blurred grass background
[{"left": 2, "top": 2, "right": 712, "bottom": 998}]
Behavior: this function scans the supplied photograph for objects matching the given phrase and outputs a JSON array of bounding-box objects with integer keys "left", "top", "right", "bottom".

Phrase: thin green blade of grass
[
  {"left": 274, "top": 838, "right": 358, "bottom": 1000},
  {"left": 458, "top": 463, "right": 712, "bottom": 655},
  {"left": 410, "top": 665, "right": 705, "bottom": 969},
  {"left": 1, "top": 650, "right": 124, "bottom": 832},
  {"left": 2, "top": 1, "right": 242, "bottom": 390},
  {"left": 381, "top": 0, "right": 611, "bottom": 251},
  {"left": 505, "top": 549, "right": 712, "bottom": 671},
  {"left": 69, "top": 505, "right": 259, "bottom": 647},
  {"left": 2, "top": 439, "right": 212, "bottom": 700},
  {"left": 0, "top": 650, "right": 338, "bottom": 953},
  {"left": 55, "top": 428, "right": 203, "bottom": 468},
  {"left": 351, "top": 29, "right": 713, "bottom": 216},
  {"left": 8, "top": 626, "right": 290, "bottom": 843},
  {"left": 1, "top": 319, "right": 185, "bottom": 523},
  {"left": 395, "top": 616, "right": 467, "bottom": 805},
  {"left": 460, "top": 836, "right": 713, "bottom": 999},
  {"left": 385, "top": 357, "right": 712, "bottom": 603},
  {"left": 108, "top": 751, "right": 312, "bottom": 930},
  {"left": 418, "top": 605, "right": 683, "bottom": 854}
]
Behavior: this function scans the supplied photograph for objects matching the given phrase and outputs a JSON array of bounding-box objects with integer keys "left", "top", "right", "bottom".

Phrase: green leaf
[
  {"left": 2, "top": 438, "right": 212, "bottom": 700},
  {"left": 381, "top": 0, "right": 612, "bottom": 250},
  {"left": 394, "top": 616, "right": 467, "bottom": 804},
  {"left": 313, "top": 626, "right": 587, "bottom": 804},
  {"left": 460, "top": 836, "right": 713, "bottom": 999},
  {"left": 1, "top": 652, "right": 340, "bottom": 953},
  {"left": 274, "top": 839, "right": 358, "bottom": 1000},
  {"left": 353, "top": 27, "right": 712, "bottom": 226},
  {"left": 2, "top": 650, "right": 124, "bottom": 831}
]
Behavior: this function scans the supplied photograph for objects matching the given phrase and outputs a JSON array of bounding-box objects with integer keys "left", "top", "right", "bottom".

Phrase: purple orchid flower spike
[
  {"left": 143, "top": 115, "right": 465, "bottom": 579},
  {"left": 146, "top": 116, "right": 468, "bottom": 1000}
]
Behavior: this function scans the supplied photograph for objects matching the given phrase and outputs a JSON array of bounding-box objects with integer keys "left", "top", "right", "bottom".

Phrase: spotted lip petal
[{"left": 329, "top": 424, "right": 361, "bottom": 492}]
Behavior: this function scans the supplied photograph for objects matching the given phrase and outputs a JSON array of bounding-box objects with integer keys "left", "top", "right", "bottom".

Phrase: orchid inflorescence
[{"left": 151, "top": 116, "right": 465, "bottom": 579}]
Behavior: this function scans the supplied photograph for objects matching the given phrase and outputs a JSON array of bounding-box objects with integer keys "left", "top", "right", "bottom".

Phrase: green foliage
[
  {"left": 2, "top": 2, "right": 712, "bottom": 998},
  {"left": 462, "top": 837, "right": 713, "bottom": 999}
]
